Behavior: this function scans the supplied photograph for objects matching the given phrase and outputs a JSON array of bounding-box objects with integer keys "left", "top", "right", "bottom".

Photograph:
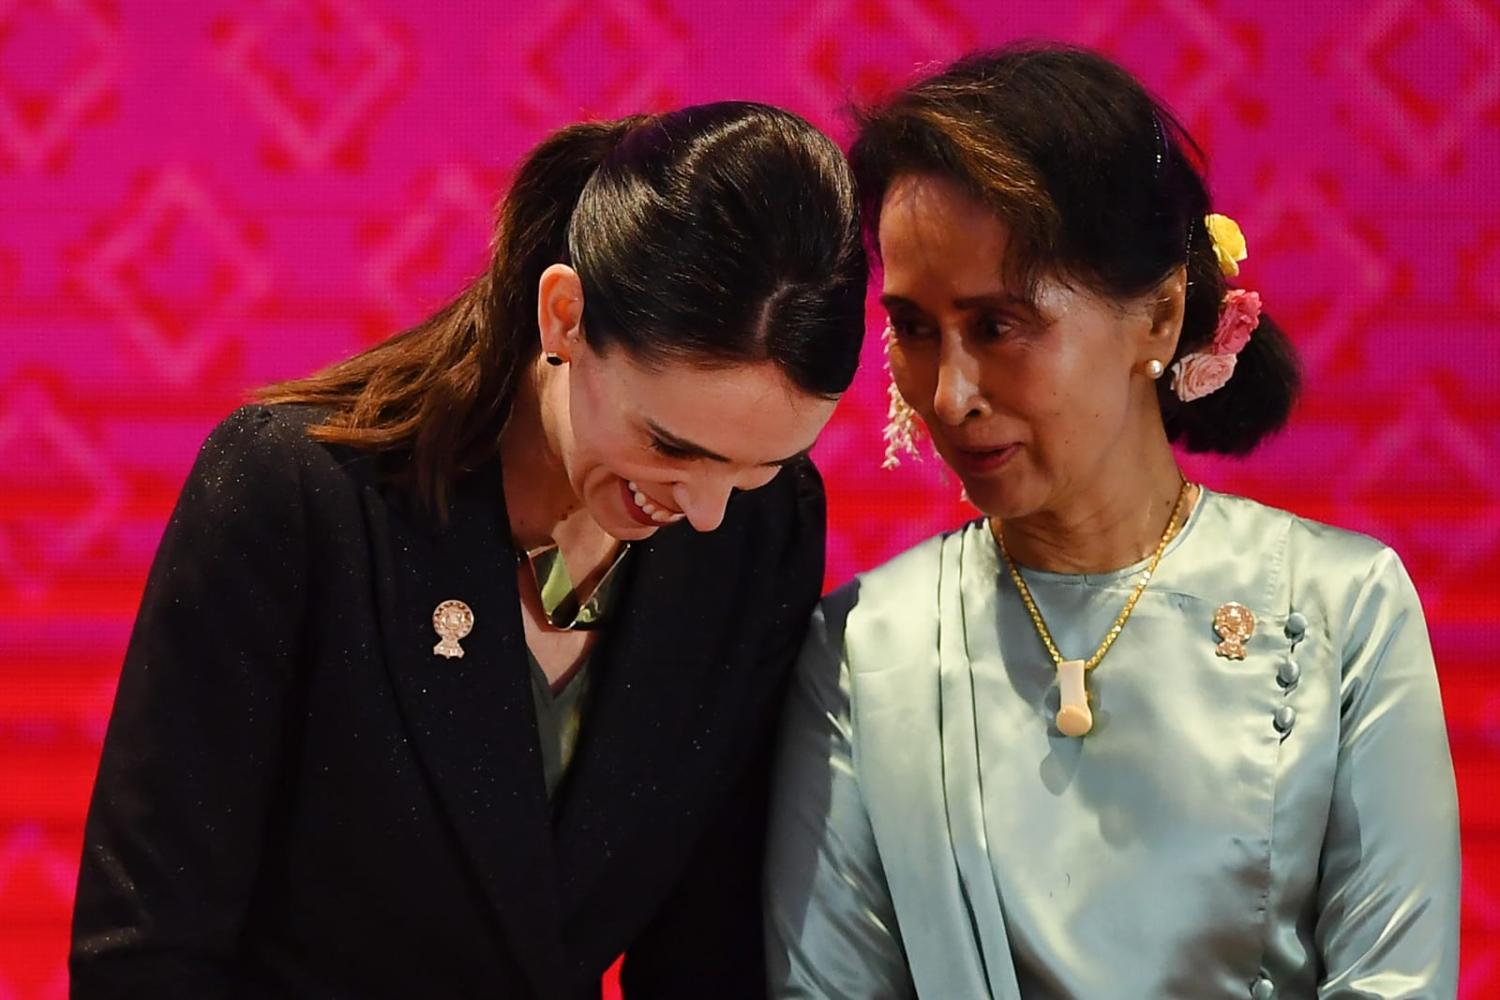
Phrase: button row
[{"left": 1275, "top": 609, "right": 1305, "bottom": 737}]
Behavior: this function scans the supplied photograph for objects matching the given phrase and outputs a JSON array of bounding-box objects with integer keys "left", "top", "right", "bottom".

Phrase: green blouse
[
  {"left": 528, "top": 653, "right": 589, "bottom": 800},
  {"left": 765, "top": 488, "right": 1459, "bottom": 999},
  {"left": 524, "top": 548, "right": 629, "bottom": 800}
]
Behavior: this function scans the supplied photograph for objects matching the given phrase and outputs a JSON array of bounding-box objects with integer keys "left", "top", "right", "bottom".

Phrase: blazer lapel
[
  {"left": 362, "top": 463, "right": 569, "bottom": 997},
  {"left": 551, "top": 512, "right": 758, "bottom": 919}
]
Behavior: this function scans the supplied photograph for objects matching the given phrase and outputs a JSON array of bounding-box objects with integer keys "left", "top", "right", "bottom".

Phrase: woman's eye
[
  {"left": 887, "top": 318, "right": 935, "bottom": 341},
  {"left": 979, "top": 316, "right": 1014, "bottom": 340},
  {"left": 649, "top": 437, "right": 695, "bottom": 460}
]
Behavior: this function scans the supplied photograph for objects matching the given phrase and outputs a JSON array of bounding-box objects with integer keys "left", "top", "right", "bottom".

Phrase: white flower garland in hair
[{"left": 881, "top": 322, "right": 924, "bottom": 469}]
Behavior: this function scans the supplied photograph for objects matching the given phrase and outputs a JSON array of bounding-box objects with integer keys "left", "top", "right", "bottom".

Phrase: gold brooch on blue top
[
  {"left": 1213, "top": 602, "right": 1255, "bottom": 659},
  {"left": 432, "top": 600, "right": 474, "bottom": 658}
]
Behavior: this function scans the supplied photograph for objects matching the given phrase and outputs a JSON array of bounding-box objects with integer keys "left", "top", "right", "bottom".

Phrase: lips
[
  {"left": 947, "top": 443, "right": 1019, "bottom": 476},
  {"left": 621, "top": 478, "right": 685, "bottom": 526}
]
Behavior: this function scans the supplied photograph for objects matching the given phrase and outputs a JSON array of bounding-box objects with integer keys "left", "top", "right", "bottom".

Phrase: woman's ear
[
  {"left": 1141, "top": 265, "right": 1187, "bottom": 365},
  {"left": 537, "top": 263, "right": 584, "bottom": 361}
]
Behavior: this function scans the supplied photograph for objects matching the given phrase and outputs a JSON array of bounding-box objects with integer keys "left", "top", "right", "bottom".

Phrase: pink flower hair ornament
[{"left": 1170, "top": 288, "right": 1263, "bottom": 402}]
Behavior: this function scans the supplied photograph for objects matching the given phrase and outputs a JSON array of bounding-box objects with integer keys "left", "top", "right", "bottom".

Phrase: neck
[
  {"left": 499, "top": 360, "right": 583, "bottom": 549},
  {"left": 994, "top": 430, "right": 1192, "bottom": 575}
]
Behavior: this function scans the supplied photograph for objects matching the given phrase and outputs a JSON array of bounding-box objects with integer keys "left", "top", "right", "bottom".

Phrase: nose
[
  {"left": 672, "top": 479, "right": 733, "bottom": 533},
  {"left": 932, "top": 334, "right": 989, "bottom": 426}
]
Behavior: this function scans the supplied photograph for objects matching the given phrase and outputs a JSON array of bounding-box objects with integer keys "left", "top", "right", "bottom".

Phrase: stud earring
[
  {"left": 545, "top": 353, "right": 564, "bottom": 367},
  {"left": 1144, "top": 359, "right": 1165, "bottom": 379}
]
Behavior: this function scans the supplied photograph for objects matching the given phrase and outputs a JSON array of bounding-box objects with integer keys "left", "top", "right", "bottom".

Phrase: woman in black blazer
[{"left": 70, "top": 102, "right": 866, "bottom": 999}]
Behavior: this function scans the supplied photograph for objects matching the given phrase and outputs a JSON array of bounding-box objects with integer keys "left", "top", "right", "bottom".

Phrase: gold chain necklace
[{"left": 995, "top": 479, "right": 1194, "bottom": 737}]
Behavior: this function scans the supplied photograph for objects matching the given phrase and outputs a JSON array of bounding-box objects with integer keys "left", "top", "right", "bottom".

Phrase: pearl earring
[{"left": 1144, "top": 359, "right": 1165, "bottom": 379}]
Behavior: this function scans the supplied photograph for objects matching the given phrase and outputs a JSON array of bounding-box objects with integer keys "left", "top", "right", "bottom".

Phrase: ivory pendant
[{"left": 1055, "top": 658, "right": 1094, "bottom": 737}]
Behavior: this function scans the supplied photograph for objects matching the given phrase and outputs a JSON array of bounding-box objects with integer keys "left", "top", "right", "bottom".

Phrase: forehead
[
  {"left": 878, "top": 173, "right": 1011, "bottom": 296},
  {"left": 588, "top": 348, "right": 837, "bottom": 461}
]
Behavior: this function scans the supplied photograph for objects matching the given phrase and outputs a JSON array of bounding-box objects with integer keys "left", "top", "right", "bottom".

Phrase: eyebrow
[
  {"left": 880, "top": 292, "right": 1027, "bottom": 312},
  {"left": 645, "top": 419, "right": 810, "bottom": 468}
]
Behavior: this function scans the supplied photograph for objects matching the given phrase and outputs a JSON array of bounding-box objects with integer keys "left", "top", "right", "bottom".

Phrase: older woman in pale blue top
[{"left": 765, "top": 45, "right": 1459, "bottom": 1000}]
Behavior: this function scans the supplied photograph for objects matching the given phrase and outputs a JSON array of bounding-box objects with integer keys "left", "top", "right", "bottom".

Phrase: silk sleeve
[
  {"left": 1315, "top": 548, "right": 1461, "bottom": 997},
  {"left": 764, "top": 596, "right": 916, "bottom": 1000}
]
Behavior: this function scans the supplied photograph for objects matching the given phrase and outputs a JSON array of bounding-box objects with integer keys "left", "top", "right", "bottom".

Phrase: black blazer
[{"left": 70, "top": 404, "right": 826, "bottom": 999}]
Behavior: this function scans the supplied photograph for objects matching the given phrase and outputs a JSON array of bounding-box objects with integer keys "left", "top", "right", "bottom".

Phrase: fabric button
[
  {"left": 1277, "top": 658, "right": 1301, "bottom": 688},
  {"left": 1274, "top": 706, "right": 1296, "bottom": 733},
  {"left": 1251, "top": 977, "right": 1276, "bottom": 1000},
  {"left": 1285, "top": 611, "right": 1307, "bottom": 640}
]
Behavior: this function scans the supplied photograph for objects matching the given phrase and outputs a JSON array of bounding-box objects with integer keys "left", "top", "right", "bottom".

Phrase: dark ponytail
[
  {"left": 261, "top": 102, "right": 864, "bottom": 509},
  {"left": 259, "top": 117, "right": 640, "bottom": 510},
  {"left": 1156, "top": 213, "right": 1301, "bottom": 454},
  {"left": 850, "top": 43, "right": 1301, "bottom": 455}
]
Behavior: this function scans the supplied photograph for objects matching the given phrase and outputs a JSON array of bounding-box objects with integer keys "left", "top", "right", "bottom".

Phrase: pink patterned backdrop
[{"left": 2, "top": 0, "right": 1497, "bottom": 995}]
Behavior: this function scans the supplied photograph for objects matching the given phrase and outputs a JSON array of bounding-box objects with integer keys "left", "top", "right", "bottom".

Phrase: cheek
[
  {"left": 1032, "top": 357, "right": 1130, "bottom": 452},
  {"left": 739, "top": 466, "right": 781, "bottom": 492},
  {"left": 888, "top": 347, "right": 934, "bottom": 412},
  {"left": 567, "top": 389, "right": 633, "bottom": 468}
]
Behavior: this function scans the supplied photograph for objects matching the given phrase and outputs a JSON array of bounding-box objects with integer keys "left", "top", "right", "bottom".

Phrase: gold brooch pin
[
  {"left": 1213, "top": 602, "right": 1255, "bottom": 659},
  {"left": 432, "top": 600, "right": 474, "bottom": 658}
]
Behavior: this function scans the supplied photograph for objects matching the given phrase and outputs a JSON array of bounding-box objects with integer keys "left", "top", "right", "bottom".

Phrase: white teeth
[{"left": 627, "top": 478, "right": 682, "bottom": 523}]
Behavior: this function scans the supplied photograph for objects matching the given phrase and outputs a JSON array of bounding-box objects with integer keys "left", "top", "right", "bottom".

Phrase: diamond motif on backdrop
[
  {"left": 509, "top": 0, "right": 690, "bottom": 129},
  {"left": 3, "top": 3, "right": 1498, "bottom": 995},
  {"left": 1241, "top": 171, "right": 1392, "bottom": 378},
  {"left": 1339, "top": 0, "right": 1500, "bottom": 175},
  {"left": 1077, "top": 0, "right": 1255, "bottom": 137},
  {"left": 785, "top": 0, "right": 976, "bottom": 122},
  {"left": 210, "top": 0, "right": 410, "bottom": 171},
  {"left": 0, "top": 0, "right": 117, "bottom": 172},
  {"left": 1334, "top": 386, "right": 1500, "bottom": 604},
  {"left": 1459, "top": 223, "right": 1500, "bottom": 318},
  {"left": 361, "top": 164, "right": 497, "bottom": 341},
  {"left": 75, "top": 167, "right": 270, "bottom": 386},
  {"left": 0, "top": 381, "right": 123, "bottom": 603}
]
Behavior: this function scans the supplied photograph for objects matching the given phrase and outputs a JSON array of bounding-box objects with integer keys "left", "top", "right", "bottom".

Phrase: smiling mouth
[{"left": 624, "top": 479, "right": 685, "bottom": 525}]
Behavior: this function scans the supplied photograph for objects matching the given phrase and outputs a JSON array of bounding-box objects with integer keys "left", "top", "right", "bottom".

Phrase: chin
[
  {"left": 591, "top": 500, "right": 658, "bottom": 542},
  {"left": 610, "top": 521, "right": 660, "bottom": 542},
  {"left": 959, "top": 477, "right": 1038, "bottom": 521},
  {"left": 582, "top": 480, "right": 658, "bottom": 542}
]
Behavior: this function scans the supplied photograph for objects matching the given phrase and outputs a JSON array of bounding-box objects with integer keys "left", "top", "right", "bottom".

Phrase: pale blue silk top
[{"left": 765, "top": 489, "right": 1459, "bottom": 999}]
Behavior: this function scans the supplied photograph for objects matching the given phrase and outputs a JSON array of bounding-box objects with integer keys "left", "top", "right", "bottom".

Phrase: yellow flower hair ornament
[{"left": 1204, "top": 212, "right": 1248, "bottom": 277}]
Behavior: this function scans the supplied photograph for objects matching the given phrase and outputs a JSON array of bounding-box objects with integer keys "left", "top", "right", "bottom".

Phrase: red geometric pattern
[
  {"left": 0, "top": 0, "right": 116, "bottom": 173},
  {"left": 2, "top": 2, "right": 1496, "bottom": 996}
]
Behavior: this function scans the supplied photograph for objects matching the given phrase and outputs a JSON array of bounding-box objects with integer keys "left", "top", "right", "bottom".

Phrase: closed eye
[{"left": 649, "top": 436, "right": 697, "bottom": 461}]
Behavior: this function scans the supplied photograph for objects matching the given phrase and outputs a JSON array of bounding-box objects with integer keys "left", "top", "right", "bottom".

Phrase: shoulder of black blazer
[{"left": 76, "top": 400, "right": 828, "bottom": 998}]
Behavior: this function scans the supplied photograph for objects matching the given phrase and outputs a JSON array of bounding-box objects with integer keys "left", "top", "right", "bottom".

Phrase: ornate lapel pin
[
  {"left": 432, "top": 600, "right": 474, "bottom": 659},
  {"left": 1213, "top": 602, "right": 1255, "bottom": 659}
]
